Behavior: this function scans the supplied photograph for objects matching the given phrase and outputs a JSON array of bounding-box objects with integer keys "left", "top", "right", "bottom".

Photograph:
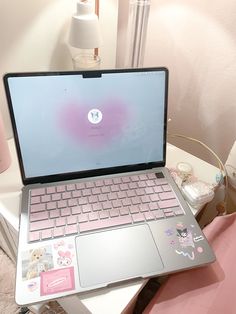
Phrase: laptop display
[{"left": 6, "top": 69, "right": 167, "bottom": 182}]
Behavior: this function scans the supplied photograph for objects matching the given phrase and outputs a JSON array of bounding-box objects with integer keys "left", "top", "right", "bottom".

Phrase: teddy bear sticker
[{"left": 22, "top": 246, "right": 54, "bottom": 280}]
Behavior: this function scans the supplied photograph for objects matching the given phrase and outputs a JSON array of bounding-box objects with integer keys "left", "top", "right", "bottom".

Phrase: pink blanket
[{"left": 144, "top": 213, "right": 236, "bottom": 314}]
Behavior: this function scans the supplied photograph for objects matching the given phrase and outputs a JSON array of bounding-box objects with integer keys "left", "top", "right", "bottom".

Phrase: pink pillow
[{"left": 144, "top": 213, "right": 236, "bottom": 314}]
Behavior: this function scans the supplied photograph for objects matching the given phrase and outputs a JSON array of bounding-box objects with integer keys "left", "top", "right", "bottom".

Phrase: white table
[{"left": 0, "top": 139, "right": 220, "bottom": 314}]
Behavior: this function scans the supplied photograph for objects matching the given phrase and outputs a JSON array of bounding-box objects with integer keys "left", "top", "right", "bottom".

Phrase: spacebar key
[{"left": 79, "top": 216, "right": 132, "bottom": 233}]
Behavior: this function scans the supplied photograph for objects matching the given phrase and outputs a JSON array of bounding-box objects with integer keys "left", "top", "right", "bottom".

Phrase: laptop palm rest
[{"left": 75, "top": 224, "right": 164, "bottom": 288}]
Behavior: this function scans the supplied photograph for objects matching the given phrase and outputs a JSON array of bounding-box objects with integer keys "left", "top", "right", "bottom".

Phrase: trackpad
[{"left": 75, "top": 224, "right": 164, "bottom": 288}]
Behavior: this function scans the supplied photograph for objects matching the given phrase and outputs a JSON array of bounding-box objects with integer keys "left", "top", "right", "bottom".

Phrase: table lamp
[{"left": 68, "top": 0, "right": 102, "bottom": 69}]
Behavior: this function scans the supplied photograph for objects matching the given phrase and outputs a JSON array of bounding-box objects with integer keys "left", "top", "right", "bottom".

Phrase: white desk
[{"left": 0, "top": 139, "right": 220, "bottom": 314}]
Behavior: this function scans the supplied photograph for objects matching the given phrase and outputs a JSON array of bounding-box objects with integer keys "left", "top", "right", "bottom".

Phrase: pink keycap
[
  {"left": 145, "top": 187, "right": 154, "bottom": 194},
  {"left": 141, "top": 195, "right": 150, "bottom": 203},
  {"left": 65, "top": 224, "right": 78, "bottom": 235},
  {"left": 131, "top": 196, "right": 141, "bottom": 205},
  {"left": 127, "top": 190, "right": 136, "bottom": 197},
  {"left": 139, "top": 204, "right": 149, "bottom": 212},
  {"left": 81, "top": 204, "right": 92, "bottom": 213},
  {"left": 92, "top": 187, "right": 101, "bottom": 195},
  {"left": 101, "top": 186, "right": 110, "bottom": 193},
  {"left": 147, "top": 173, "right": 157, "bottom": 179},
  {"left": 86, "top": 181, "right": 94, "bottom": 188},
  {"left": 132, "top": 213, "right": 145, "bottom": 222},
  {"left": 102, "top": 201, "right": 112, "bottom": 210},
  {"left": 61, "top": 207, "right": 71, "bottom": 217},
  {"left": 112, "top": 199, "right": 122, "bottom": 208},
  {"left": 53, "top": 227, "right": 64, "bottom": 237},
  {"left": 108, "top": 192, "right": 119, "bottom": 200},
  {"left": 46, "top": 186, "right": 56, "bottom": 194},
  {"left": 30, "top": 211, "right": 48, "bottom": 222},
  {"left": 67, "top": 216, "right": 77, "bottom": 225},
  {"left": 49, "top": 209, "right": 60, "bottom": 218},
  {"left": 150, "top": 194, "right": 159, "bottom": 202},
  {"left": 71, "top": 206, "right": 81, "bottom": 215},
  {"left": 30, "top": 219, "right": 54, "bottom": 231},
  {"left": 66, "top": 184, "right": 75, "bottom": 191},
  {"left": 78, "top": 214, "right": 88, "bottom": 223},
  {"left": 41, "top": 228, "right": 53, "bottom": 240},
  {"left": 68, "top": 199, "right": 78, "bottom": 207},
  {"left": 159, "top": 192, "right": 175, "bottom": 200},
  {"left": 79, "top": 215, "right": 132, "bottom": 233},
  {"left": 92, "top": 203, "right": 103, "bottom": 211},
  {"left": 153, "top": 210, "right": 165, "bottom": 219},
  {"left": 121, "top": 176, "right": 131, "bottom": 183},
  {"left": 47, "top": 202, "right": 57, "bottom": 210},
  {"left": 31, "top": 188, "right": 45, "bottom": 196},
  {"left": 153, "top": 186, "right": 162, "bottom": 193},
  {"left": 155, "top": 179, "right": 168, "bottom": 186},
  {"left": 158, "top": 199, "right": 179, "bottom": 209},
  {"left": 144, "top": 211, "right": 155, "bottom": 221},
  {"left": 30, "top": 203, "right": 46, "bottom": 213},
  {"left": 99, "top": 210, "right": 109, "bottom": 219},
  {"left": 72, "top": 190, "right": 81, "bottom": 198},
  {"left": 51, "top": 193, "right": 61, "bottom": 201},
  {"left": 88, "top": 195, "right": 98, "bottom": 203},
  {"left": 89, "top": 212, "right": 99, "bottom": 221},
  {"left": 31, "top": 196, "right": 40, "bottom": 204},
  {"left": 56, "top": 185, "right": 66, "bottom": 192},
  {"left": 122, "top": 198, "right": 131, "bottom": 206},
  {"left": 120, "top": 183, "right": 129, "bottom": 191},
  {"left": 41, "top": 195, "right": 51, "bottom": 203},
  {"left": 174, "top": 209, "right": 185, "bottom": 216},
  {"left": 56, "top": 217, "right": 66, "bottom": 227},
  {"left": 62, "top": 192, "right": 71, "bottom": 200},
  {"left": 57, "top": 200, "right": 67, "bottom": 208},
  {"left": 129, "top": 205, "right": 139, "bottom": 214},
  {"left": 109, "top": 208, "right": 119, "bottom": 217},
  {"left": 29, "top": 231, "right": 40, "bottom": 242},
  {"left": 120, "top": 207, "right": 129, "bottom": 215},
  {"left": 162, "top": 184, "right": 172, "bottom": 192},
  {"left": 76, "top": 182, "right": 86, "bottom": 189},
  {"left": 147, "top": 180, "right": 155, "bottom": 187},
  {"left": 165, "top": 212, "right": 174, "bottom": 217}
]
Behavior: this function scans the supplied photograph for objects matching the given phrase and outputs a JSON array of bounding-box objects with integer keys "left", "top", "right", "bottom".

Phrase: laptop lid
[{"left": 3, "top": 67, "right": 168, "bottom": 185}]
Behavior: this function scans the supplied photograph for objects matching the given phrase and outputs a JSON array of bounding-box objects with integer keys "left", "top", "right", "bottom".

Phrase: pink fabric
[{"left": 144, "top": 213, "right": 236, "bottom": 314}]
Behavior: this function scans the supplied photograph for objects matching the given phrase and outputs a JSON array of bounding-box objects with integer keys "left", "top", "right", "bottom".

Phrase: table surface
[{"left": 0, "top": 139, "right": 220, "bottom": 314}]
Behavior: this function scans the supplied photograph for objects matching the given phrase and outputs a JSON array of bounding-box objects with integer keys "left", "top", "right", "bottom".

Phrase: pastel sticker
[
  {"left": 175, "top": 250, "right": 195, "bottom": 260},
  {"left": 194, "top": 235, "right": 204, "bottom": 242},
  {"left": 21, "top": 246, "right": 54, "bottom": 281},
  {"left": 27, "top": 281, "right": 38, "bottom": 292},
  {"left": 165, "top": 228, "right": 174, "bottom": 237},
  {"left": 40, "top": 267, "right": 75, "bottom": 296},
  {"left": 197, "top": 247, "right": 204, "bottom": 253},
  {"left": 176, "top": 222, "right": 184, "bottom": 228},
  {"left": 177, "top": 228, "right": 195, "bottom": 248},
  {"left": 53, "top": 240, "right": 65, "bottom": 250},
  {"left": 57, "top": 251, "right": 73, "bottom": 267}
]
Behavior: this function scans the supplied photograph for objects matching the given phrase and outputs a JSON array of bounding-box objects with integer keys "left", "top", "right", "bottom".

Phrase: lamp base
[{"left": 72, "top": 53, "right": 100, "bottom": 70}]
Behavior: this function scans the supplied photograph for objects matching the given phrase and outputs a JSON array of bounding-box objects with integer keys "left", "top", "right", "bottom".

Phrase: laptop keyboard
[{"left": 28, "top": 172, "right": 185, "bottom": 242}]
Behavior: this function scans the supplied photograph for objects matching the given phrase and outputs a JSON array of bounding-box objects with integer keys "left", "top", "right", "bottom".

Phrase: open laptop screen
[{"left": 4, "top": 68, "right": 168, "bottom": 183}]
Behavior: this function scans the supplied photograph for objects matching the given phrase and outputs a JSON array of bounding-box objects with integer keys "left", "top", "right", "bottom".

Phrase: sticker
[
  {"left": 27, "top": 281, "right": 38, "bottom": 292},
  {"left": 177, "top": 228, "right": 195, "bottom": 248},
  {"left": 176, "top": 222, "right": 184, "bottom": 228},
  {"left": 22, "top": 246, "right": 54, "bottom": 280},
  {"left": 57, "top": 251, "right": 73, "bottom": 267},
  {"left": 197, "top": 247, "right": 203, "bottom": 253},
  {"left": 175, "top": 250, "right": 195, "bottom": 260},
  {"left": 40, "top": 267, "right": 75, "bottom": 296},
  {"left": 165, "top": 228, "right": 174, "bottom": 237},
  {"left": 53, "top": 240, "right": 65, "bottom": 250},
  {"left": 193, "top": 235, "right": 204, "bottom": 242}
]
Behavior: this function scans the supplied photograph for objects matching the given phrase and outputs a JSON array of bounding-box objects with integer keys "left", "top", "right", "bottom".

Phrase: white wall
[
  {"left": 117, "top": 0, "right": 236, "bottom": 165},
  {"left": 0, "top": 0, "right": 118, "bottom": 139}
]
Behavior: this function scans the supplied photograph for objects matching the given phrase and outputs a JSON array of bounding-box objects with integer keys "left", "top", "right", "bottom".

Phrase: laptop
[{"left": 3, "top": 67, "right": 215, "bottom": 306}]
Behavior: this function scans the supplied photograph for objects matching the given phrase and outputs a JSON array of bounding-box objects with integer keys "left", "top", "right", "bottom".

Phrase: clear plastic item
[{"left": 181, "top": 181, "right": 215, "bottom": 208}]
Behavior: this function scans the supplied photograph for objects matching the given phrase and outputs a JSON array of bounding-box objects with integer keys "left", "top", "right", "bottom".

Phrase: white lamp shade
[{"left": 69, "top": 0, "right": 102, "bottom": 49}]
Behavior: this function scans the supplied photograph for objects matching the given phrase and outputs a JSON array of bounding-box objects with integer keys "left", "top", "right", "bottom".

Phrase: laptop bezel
[{"left": 3, "top": 67, "right": 168, "bottom": 186}]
